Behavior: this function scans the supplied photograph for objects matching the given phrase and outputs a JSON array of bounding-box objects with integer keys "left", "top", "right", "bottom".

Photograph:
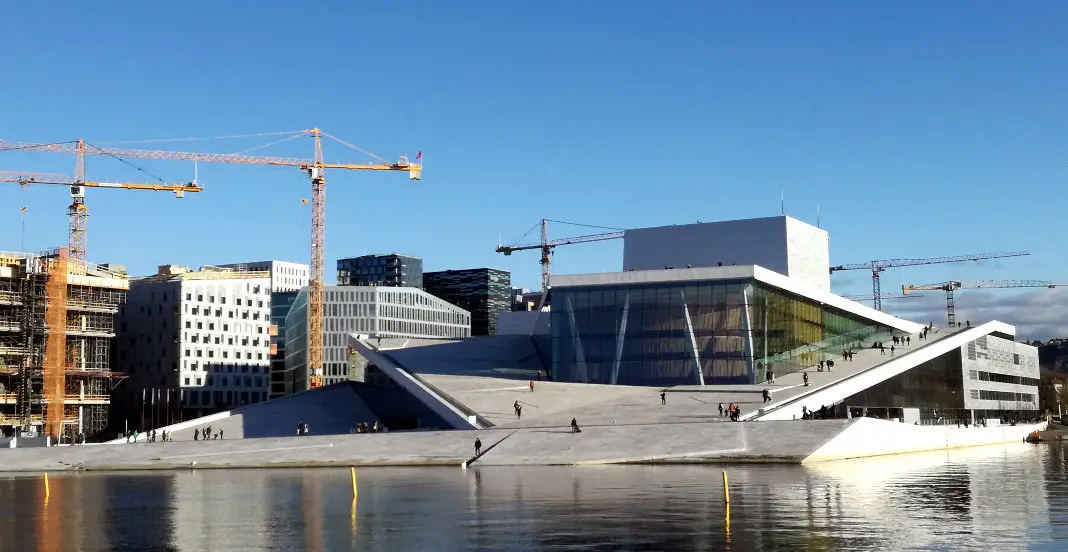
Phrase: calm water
[{"left": 2, "top": 442, "right": 1068, "bottom": 551}]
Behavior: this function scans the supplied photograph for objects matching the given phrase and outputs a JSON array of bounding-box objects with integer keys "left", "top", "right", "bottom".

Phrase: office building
[
  {"left": 0, "top": 250, "right": 127, "bottom": 439},
  {"left": 286, "top": 285, "right": 469, "bottom": 390},
  {"left": 115, "top": 265, "right": 273, "bottom": 421},
  {"left": 424, "top": 268, "right": 511, "bottom": 335},
  {"left": 217, "top": 261, "right": 307, "bottom": 400},
  {"left": 269, "top": 291, "right": 299, "bottom": 398},
  {"left": 216, "top": 260, "right": 308, "bottom": 293},
  {"left": 337, "top": 254, "right": 423, "bottom": 289}
]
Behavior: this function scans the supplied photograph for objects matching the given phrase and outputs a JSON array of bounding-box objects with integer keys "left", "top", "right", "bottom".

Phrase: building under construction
[{"left": 0, "top": 249, "right": 127, "bottom": 440}]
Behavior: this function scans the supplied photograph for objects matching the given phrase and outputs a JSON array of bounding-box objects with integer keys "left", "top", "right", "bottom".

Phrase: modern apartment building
[
  {"left": 285, "top": 285, "right": 470, "bottom": 391},
  {"left": 114, "top": 265, "right": 273, "bottom": 423},
  {"left": 337, "top": 254, "right": 423, "bottom": 289},
  {"left": 216, "top": 260, "right": 308, "bottom": 293},
  {"left": 424, "top": 268, "right": 511, "bottom": 335}
]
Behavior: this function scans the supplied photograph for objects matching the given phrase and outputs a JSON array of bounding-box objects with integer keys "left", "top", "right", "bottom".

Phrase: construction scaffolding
[{"left": 0, "top": 249, "right": 127, "bottom": 439}]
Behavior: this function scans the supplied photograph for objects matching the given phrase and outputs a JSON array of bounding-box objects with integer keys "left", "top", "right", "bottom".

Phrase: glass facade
[
  {"left": 337, "top": 254, "right": 423, "bottom": 289},
  {"left": 424, "top": 268, "right": 511, "bottom": 336},
  {"left": 551, "top": 279, "right": 896, "bottom": 387}
]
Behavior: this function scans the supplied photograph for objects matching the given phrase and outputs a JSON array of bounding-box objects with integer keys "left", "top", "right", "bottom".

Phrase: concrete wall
[
  {"left": 804, "top": 417, "right": 1045, "bottom": 462},
  {"left": 622, "top": 216, "right": 829, "bottom": 291},
  {"left": 624, "top": 217, "right": 789, "bottom": 275},
  {"left": 785, "top": 216, "right": 831, "bottom": 291}
]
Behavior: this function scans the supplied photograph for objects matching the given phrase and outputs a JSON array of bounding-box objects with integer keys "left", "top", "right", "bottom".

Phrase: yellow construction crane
[
  {"left": 0, "top": 130, "right": 421, "bottom": 389},
  {"left": 1, "top": 170, "right": 201, "bottom": 260},
  {"left": 902, "top": 280, "right": 1061, "bottom": 327}
]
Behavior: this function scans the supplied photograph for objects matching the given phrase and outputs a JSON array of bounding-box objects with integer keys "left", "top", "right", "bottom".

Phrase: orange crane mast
[{"left": 0, "top": 130, "right": 421, "bottom": 389}]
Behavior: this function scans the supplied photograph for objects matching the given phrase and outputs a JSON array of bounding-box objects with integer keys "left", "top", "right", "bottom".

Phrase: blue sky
[{"left": 0, "top": 2, "right": 1065, "bottom": 333}]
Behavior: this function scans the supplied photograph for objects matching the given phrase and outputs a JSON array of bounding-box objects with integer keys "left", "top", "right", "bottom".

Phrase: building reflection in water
[{"left": 0, "top": 445, "right": 1063, "bottom": 551}]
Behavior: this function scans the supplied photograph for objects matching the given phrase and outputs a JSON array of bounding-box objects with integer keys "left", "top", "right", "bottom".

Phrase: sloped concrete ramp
[{"left": 106, "top": 383, "right": 380, "bottom": 443}]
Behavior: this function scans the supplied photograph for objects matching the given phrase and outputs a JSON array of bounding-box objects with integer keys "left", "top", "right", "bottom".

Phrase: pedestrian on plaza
[
  {"left": 193, "top": 429, "right": 199, "bottom": 441},
  {"left": 219, "top": 429, "right": 224, "bottom": 440},
  {"left": 661, "top": 391, "right": 666, "bottom": 405},
  {"left": 529, "top": 380, "right": 535, "bottom": 392},
  {"left": 890, "top": 345, "right": 895, "bottom": 356},
  {"left": 718, "top": 402, "right": 724, "bottom": 416},
  {"left": 474, "top": 437, "right": 482, "bottom": 456},
  {"left": 803, "top": 372, "right": 809, "bottom": 387},
  {"left": 762, "top": 389, "right": 771, "bottom": 404},
  {"left": 906, "top": 336, "right": 911, "bottom": 346}
]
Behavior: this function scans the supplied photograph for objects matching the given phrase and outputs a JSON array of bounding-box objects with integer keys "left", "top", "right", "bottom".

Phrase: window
[
  {"left": 209, "top": 296, "right": 215, "bottom": 303},
  {"left": 184, "top": 349, "right": 191, "bottom": 357},
  {"left": 186, "top": 293, "right": 192, "bottom": 300},
  {"left": 209, "top": 323, "right": 215, "bottom": 331},
  {"left": 184, "top": 377, "right": 190, "bottom": 385},
  {"left": 196, "top": 350, "right": 203, "bottom": 357},
  {"left": 1014, "top": 353, "right": 1021, "bottom": 365},
  {"left": 185, "top": 321, "right": 191, "bottom": 329},
  {"left": 197, "top": 294, "right": 203, "bottom": 301},
  {"left": 223, "top": 324, "right": 229, "bottom": 331},
  {"left": 196, "top": 378, "right": 202, "bottom": 385},
  {"left": 223, "top": 351, "right": 228, "bottom": 359},
  {"left": 197, "top": 322, "right": 203, "bottom": 330}
]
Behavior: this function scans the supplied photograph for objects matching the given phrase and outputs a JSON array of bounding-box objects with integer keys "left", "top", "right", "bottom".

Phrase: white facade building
[
  {"left": 116, "top": 265, "right": 273, "bottom": 417},
  {"left": 286, "top": 285, "right": 471, "bottom": 391},
  {"left": 961, "top": 334, "right": 1040, "bottom": 412},
  {"left": 622, "top": 216, "right": 831, "bottom": 291},
  {"left": 217, "top": 260, "right": 309, "bottom": 293}
]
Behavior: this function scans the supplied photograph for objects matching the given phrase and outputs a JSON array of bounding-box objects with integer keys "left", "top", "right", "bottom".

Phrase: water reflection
[{"left": 0, "top": 442, "right": 1065, "bottom": 551}]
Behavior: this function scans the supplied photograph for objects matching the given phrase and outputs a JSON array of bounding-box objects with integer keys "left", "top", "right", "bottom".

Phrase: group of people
[
  {"left": 800, "top": 404, "right": 838, "bottom": 420},
  {"left": 193, "top": 426, "right": 222, "bottom": 440},
  {"left": 353, "top": 421, "right": 380, "bottom": 433},
  {"left": 718, "top": 402, "right": 743, "bottom": 421}
]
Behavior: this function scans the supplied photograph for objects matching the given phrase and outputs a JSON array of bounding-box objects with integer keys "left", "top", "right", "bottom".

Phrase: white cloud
[{"left": 885, "top": 288, "right": 1068, "bottom": 341}]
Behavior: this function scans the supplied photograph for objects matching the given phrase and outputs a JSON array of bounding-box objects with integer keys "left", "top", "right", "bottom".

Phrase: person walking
[
  {"left": 529, "top": 380, "right": 535, "bottom": 393},
  {"left": 660, "top": 391, "right": 666, "bottom": 405},
  {"left": 803, "top": 372, "right": 809, "bottom": 387},
  {"left": 474, "top": 437, "right": 482, "bottom": 456},
  {"left": 762, "top": 389, "right": 771, "bottom": 403}
]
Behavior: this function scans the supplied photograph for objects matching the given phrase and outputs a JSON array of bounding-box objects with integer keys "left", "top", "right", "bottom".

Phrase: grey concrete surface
[
  {"left": 381, "top": 335, "right": 545, "bottom": 378},
  {"left": 0, "top": 419, "right": 854, "bottom": 472}
]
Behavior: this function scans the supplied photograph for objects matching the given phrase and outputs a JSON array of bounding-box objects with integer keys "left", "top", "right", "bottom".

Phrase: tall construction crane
[
  {"left": 902, "top": 280, "right": 1061, "bottom": 327},
  {"left": 496, "top": 219, "right": 623, "bottom": 309},
  {"left": 0, "top": 129, "right": 421, "bottom": 389},
  {"left": 829, "top": 251, "right": 1031, "bottom": 311},
  {"left": 0, "top": 170, "right": 201, "bottom": 261}
]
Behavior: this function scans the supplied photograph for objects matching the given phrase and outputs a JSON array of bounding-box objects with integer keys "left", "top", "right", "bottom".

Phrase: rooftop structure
[
  {"left": 337, "top": 253, "right": 423, "bottom": 289},
  {"left": 0, "top": 249, "right": 128, "bottom": 439},
  {"left": 623, "top": 216, "right": 831, "bottom": 291},
  {"left": 216, "top": 260, "right": 309, "bottom": 293}
]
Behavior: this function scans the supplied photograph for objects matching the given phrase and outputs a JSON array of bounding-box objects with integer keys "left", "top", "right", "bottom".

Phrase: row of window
[
  {"left": 185, "top": 293, "right": 265, "bottom": 306},
  {"left": 968, "top": 370, "right": 1039, "bottom": 387},
  {"left": 184, "top": 332, "right": 265, "bottom": 346},
  {"left": 184, "top": 320, "right": 267, "bottom": 334},
  {"left": 184, "top": 348, "right": 265, "bottom": 361},
  {"left": 186, "top": 390, "right": 266, "bottom": 407},
  {"left": 187, "top": 305, "right": 263, "bottom": 320},
  {"left": 182, "top": 375, "right": 265, "bottom": 388},
  {"left": 182, "top": 362, "right": 264, "bottom": 374},
  {"left": 970, "top": 389, "right": 1036, "bottom": 403}
]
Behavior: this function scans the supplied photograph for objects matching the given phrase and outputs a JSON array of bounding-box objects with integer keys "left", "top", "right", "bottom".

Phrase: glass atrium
[{"left": 550, "top": 278, "right": 897, "bottom": 386}]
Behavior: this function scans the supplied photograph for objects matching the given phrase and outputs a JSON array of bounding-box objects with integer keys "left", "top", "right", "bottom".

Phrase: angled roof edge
[
  {"left": 755, "top": 320, "right": 1019, "bottom": 421},
  {"left": 751, "top": 266, "right": 924, "bottom": 334}
]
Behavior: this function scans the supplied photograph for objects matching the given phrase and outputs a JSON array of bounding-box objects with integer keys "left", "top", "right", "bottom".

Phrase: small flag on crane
[
  {"left": 416, "top": 151, "right": 422, "bottom": 160},
  {"left": 20, "top": 206, "right": 26, "bottom": 215},
  {"left": 301, "top": 199, "right": 307, "bottom": 205}
]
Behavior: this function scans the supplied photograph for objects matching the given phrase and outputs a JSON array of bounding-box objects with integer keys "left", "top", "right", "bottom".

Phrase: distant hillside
[{"left": 1037, "top": 340, "right": 1068, "bottom": 372}]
